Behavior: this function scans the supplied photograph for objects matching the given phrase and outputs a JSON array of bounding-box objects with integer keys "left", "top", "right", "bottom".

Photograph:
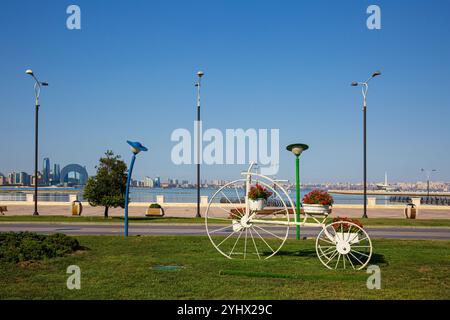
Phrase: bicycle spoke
[
  {"left": 221, "top": 191, "right": 245, "bottom": 217},
  {"left": 318, "top": 246, "right": 337, "bottom": 260},
  {"left": 334, "top": 253, "right": 341, "bottom": 269},
  {"left": 229, "top": 230, "right": 243, "bottom": 256},
  {"left": 318, "top": 246, "right": 336, "bottom": 258},
  {"left": 357, "top": 235, "right": 369, "bottom": 243},
  {"left": 249, "top": 228, "right": 261, "bottom": 260},
  {"left": 345, "top": 254, "right": 355, "bottom": 269},
  {"left": 348, "top": 233, "right": 360, "bottom": 243},
  {"left": 234, "top": 186, "right": 243, "bottom": 205},
  {"left": 348, "top": 251, "right": 364, "bottom": 266},
  {"left": 217, "top": 230, "right": 237, "bottom": 248},
  {"left": 326, "top": 250, "right": 339, "bottom": 263},
  {"left": 253, "top": 225, "right": 285, "bottom": 241},
  {"left": 251, "top": 227, "right": 275, "bottom": 253},
  {"left": 244, "top": 228, "right": 248, "bottom": 259},
  {"left": 215, "top": 205, "right": 242, "bottom": 219},
  {"left": 319, "top": 236, "right": 336, "bottom": 245},
  {"left": 351, "top": 249, "right": 370, "bottom": 258},
  {"left": 208, "top": 224, "right": 233, "bottom": 234},
  {"left": 207, "top": 217, "right": 233, "bottom": 222}
]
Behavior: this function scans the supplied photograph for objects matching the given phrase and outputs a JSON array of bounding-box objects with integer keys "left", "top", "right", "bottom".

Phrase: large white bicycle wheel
[
  {"left": 315, "top": 221, "right": 372, "bottom": 270},
  {"left": 205, "top": 178, "right": 292, "bottom": 260}
]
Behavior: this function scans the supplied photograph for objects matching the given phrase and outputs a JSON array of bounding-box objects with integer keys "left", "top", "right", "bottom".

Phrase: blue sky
[{"left": 1, "top": 0, "right": 449, "bottom": 183}]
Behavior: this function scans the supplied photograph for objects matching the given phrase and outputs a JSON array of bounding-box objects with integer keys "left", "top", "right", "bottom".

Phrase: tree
[{"left": 83, "top": 151, "right": 127, "bottom": 218}]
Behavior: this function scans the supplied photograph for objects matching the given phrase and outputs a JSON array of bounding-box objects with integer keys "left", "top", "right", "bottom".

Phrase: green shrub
[
  {"left": 149, "top": 203, "right": 162, "bottom": 208},
  {"left": 0, "top": 232, "right": 81, "bottom": 263}
]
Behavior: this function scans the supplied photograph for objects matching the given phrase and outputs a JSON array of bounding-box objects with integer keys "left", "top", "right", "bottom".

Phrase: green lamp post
[{"left": 287, "top": 143, "right": 309, "bottom": 240}]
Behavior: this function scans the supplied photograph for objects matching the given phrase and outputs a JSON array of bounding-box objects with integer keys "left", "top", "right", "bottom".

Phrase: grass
[
  {"left": 1, "top": 215, "right": 450, "bottom": 227},
  {"left": 0, "top": 236, "right": 449, "bottom": 299}
]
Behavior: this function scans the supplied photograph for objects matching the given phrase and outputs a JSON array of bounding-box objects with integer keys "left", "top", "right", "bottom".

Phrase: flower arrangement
[
  {"left": 248, "top": 184, "right": 272, "bottom": 200},
  {"left": 332, "top": 217, "right": 364, "bottom": 232},
  {"left": 302, "top": 189, "right": 334, "bottom": 206}
]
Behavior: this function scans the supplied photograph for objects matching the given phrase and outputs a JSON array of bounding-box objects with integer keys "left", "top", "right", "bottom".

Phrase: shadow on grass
[{"left": 273, "top": 249, "right": 388, "bottom": 266}]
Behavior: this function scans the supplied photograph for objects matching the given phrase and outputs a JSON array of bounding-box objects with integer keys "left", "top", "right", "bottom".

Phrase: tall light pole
[
  {"left": 421, "top": 168, "right": 437, "bottom": 197},
  {"left": 195, "top": 71, "right": 204, "bottom": 218},
  {"left": 26, "top": 69, "right": 48, "bottom": 216},
  {"left": 286, "top": 143, "right": 309, "bottom": 240},
  {"left": 351, "top": 71, "right": 381, "bottom": 219},
  {"left": 124, "top": 140, "right": 148, "bottom": 237}
]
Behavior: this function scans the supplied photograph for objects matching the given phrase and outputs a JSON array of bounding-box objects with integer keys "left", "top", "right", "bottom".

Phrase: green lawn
[
  {"left": 1, "top": 215, "right": 450, "bottom": 227},
  {"left": 0, "top": 236, "right": 449, "bottom": 299}
]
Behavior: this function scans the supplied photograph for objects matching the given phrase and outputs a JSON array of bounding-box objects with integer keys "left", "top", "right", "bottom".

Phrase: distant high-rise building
[
  {"left": 53, "top": 164, "right": 60, "bottom": 185},
  {"left": 154, "top": 177, "right": 161, "bottom": 188},
  {"left": 43, "top": 157, "right": 50, "bottom": 186}
]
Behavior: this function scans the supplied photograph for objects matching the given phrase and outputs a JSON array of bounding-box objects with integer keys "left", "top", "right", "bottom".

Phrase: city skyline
[
  {"left": 1, "top": 1, "right": 450, "bottom": 183},
  {"left": 0, "top": 160, "right": 447, "bottom": 187}
]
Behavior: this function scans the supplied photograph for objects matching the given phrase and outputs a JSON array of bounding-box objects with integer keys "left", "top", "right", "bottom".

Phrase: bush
[
  {"left": 302, "top": 189, "right": 334, "bottom": 206},
  {"left": 248, "top": 184, "right": 272, "bottom": 200},
  {"left": 0, "top": 232, "right": 81, "bottom": 263},
  {"left": 149, "top": 203, "right": 162, "bottom": 208}
]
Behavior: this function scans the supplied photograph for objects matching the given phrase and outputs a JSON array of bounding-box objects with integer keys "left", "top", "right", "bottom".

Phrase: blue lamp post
[{"left": 124, "top": 140, "right": 148, "bottom": 237}]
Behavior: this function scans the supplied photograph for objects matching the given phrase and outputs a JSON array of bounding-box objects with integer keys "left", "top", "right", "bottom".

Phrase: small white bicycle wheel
[
  {"left": 205, "top": 178, "right": 292, "bottom": 260},
  {"left": 315, "top": 221, "right": 372, "bottom": 270}
]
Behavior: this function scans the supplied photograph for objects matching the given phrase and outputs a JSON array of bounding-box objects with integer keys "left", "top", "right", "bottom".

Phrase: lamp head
[
  {"left": 286, "top": 143, "right": 309, "bottom": 157},
  {"left": 372, "top": 71, "right": 381, "bottom": 77},
  {"left": 197, "top": 71, "right": 204, "bottom": 78},
  {"left": 26, "top": 69, "right": 34, "bottom": 76},
  {"left": 351, "top": 82, "right": 358, "bottom": 87},
  {"left": 41, "top": 82, "right": 49, "bottom": 86},
  {"left": 127, "top": 140, "right": 148, "bottom": 155}
]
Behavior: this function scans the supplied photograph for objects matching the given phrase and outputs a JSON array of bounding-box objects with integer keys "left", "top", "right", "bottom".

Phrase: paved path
[
  {"left": 2, "top": 205, "right": 450, "bottom": 219},
  {"left": 1, "top": 223, "right": 449, "bottom": 240}
]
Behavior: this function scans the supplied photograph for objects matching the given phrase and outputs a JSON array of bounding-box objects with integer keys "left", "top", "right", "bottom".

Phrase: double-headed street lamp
[
  {"left": 124, "top": 140, "right": 148, "bottom": 237},
  {"left": 286, "top": 143, "right": 309, "bottom": 240},
  {"left": 421, "top": 168, "right": 437, "bottom": 197},
  {"left": 351, "top": 71, "right": 381, "bottom": 219},
  {"left": 26, "top": 69, "right": 48, "bottom": 216},
  {"left": 195, "top": 71, "right": 204, "bottom": 218}
]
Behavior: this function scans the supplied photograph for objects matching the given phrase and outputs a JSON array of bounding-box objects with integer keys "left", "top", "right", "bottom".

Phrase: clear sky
[{"left": 1, "top": 0, "right": 449, "bottom": 183}]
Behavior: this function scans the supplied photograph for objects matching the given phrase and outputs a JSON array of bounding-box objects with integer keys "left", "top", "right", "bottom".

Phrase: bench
[
  {"left": 0, "top": 206, "right": 7, "bottom": 215},
  {"left": 145, "top": 207, "right": 165, "bottom": 217}
]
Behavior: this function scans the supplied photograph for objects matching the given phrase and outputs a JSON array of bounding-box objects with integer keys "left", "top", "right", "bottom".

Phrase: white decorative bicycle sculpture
[{"left": 205, "top": 163, "right": 373, "bottom": 270}]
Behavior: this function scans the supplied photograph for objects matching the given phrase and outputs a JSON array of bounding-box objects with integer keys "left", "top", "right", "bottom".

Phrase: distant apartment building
[
  {"left": 5, "top": 171, "right": 30, "bottom": 186},
  {"left": 144, "top": 176, "right": 154, "bottom": 188},
  {"left": 30, "top": 172, "right": 43, "bottom": 186}
]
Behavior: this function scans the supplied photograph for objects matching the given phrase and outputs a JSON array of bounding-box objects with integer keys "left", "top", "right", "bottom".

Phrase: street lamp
[
  {"left": 195, "top": 71, "right": 204, "bottom": 218},
  {"left": 124, "top": 140, "right": 148, "bottom": 237},
  {"left": 351, "top": 71, "right": 381, "bottom": 219},
  {"left": 421, "top": 168, "right": 437, "bottom": 197},
  {"left": 286, "top": 143, "right": 309, "bottom": 240},
  {"left": 26, "top": 69, "right": 48, "bottom": 216}
]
